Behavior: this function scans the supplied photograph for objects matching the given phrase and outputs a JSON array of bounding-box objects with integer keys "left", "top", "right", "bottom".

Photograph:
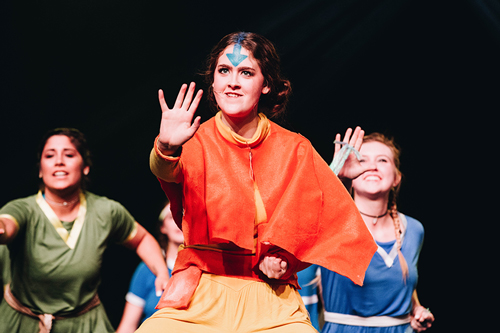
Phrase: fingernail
[{"left": 156, "top": 291, "right": 162, "bottom": 297}]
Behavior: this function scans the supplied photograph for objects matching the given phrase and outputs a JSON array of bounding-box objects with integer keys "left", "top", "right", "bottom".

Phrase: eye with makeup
[
  {"left": 218, "top": 66, "right": 230, "bottom": 75},
  {"left": 240, "top": 70, "right": 254, "bottom": 77}
]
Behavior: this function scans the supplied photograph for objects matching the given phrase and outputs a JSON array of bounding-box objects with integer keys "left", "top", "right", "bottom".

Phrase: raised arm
[{"left": 156, "top": 83, "right": 203, "bottom": 156}]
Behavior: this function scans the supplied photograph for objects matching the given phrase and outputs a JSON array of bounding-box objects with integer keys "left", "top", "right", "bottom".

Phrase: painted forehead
[{"left": 224, "top": 34, "right": 251, "bottom": 67}]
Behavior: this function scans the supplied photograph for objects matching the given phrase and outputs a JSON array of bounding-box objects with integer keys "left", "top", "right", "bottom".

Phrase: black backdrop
[{"left": 2, "top": 0, "right": 498, "bottom": 331}]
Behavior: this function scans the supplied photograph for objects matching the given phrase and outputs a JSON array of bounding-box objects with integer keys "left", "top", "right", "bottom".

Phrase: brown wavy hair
[{"left": 203, "top": 32, "right": 292, "bottom": 119}]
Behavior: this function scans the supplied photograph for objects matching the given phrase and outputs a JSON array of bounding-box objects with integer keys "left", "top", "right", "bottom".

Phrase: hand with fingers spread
[
  {"left": 334, "top": 126, "right": 372, "bottom": 182},
  {"left": 157, "top": 82, "right": 203, "bottom": 156}
]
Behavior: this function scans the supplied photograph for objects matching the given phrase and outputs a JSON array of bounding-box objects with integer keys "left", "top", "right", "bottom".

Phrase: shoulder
[
  {"left": 400, "top": 213, "right": 425, "bottom": 240},
  {"left": 130, "top": 262, "right": 156, "bottom": 286},
  {"left": 402, "top": 213, "right": 424, "bottom": 230},
  {"left": 0, "top": 194, "right": 37, "bottom": 216},
  {"left": 269, "top": 121, "right": 309, "bottom": 141},
  {"left": 268, "top": 122, "right": 314, "bottom": 152},
  {"left": 1, "top": 194, "right": 37, "bottom": 207},
  {"left": 85, "top": 192, "right": 125, "bottom": 210},
  {"left": 84, "top": 192, "right": 133, "bottom": 220},
  {"left": 134, "top": 261, "right": 154, "bottom": 277}
]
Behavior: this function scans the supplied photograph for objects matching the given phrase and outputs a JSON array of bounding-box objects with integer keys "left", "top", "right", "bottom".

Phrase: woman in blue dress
[
  {"left": 297, "top": 264, "right": 320, "bottom": 330},
  {"left": 116, "top": 202, "right": 184, "bottom": 333},
  {"left": 321, "top": 132, "right": 434, "bottom": 333}
]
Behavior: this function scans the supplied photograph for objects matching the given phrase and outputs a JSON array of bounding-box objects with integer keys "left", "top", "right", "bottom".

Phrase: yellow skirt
[{"left": 136, "top": 273, "right": 317, "bottom": 333}]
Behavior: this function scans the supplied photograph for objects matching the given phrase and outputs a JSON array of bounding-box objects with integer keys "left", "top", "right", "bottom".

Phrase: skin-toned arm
[
  {"left": 0, "top": 217, "right": 18, "bottom": 244},
  {"left": 156, "top": 83, "right": 203, "bottom": 156},
  {"left": 116, "top": 301, "right": 144, "bottom": 333},
  {"left": 334, "top": 126, "right": 373, "bottom": 191},
  {"left": 124, "top": 223, "right": 169, "bottom": 296},
  {"left": 411, "top": 290, "right": 435, "bottom": 332}
]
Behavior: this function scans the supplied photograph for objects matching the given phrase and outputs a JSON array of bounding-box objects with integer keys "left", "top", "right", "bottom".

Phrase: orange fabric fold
[
  {"left": 156, "top": 266, "right": 202, "bottom": 309},
  {"left": 153, "top": 114, "right": 377, "bottom": 309}
]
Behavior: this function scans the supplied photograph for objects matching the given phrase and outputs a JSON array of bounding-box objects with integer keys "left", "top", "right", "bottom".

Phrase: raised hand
[
  {"left": 335, "top": 126, "right": 370, "bottom": 181},
  {"left": 157, "top": 83, "right": 203, "bottom": 155}
]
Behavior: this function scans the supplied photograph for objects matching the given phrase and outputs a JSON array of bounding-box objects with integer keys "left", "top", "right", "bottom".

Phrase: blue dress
[
  {"left": 320, "top": 213, "right": 424, "bottom": 333},
  {"left": 126, "top": 260, "right": 173, "bottom": 322},
  {"left": 297, "top": 264, "right": 320, "bottom": 330}
]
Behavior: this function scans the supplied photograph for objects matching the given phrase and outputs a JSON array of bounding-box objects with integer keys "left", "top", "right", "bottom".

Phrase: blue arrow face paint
[{"left": 226, "top": 43, "right": 248, "bottom": 67}]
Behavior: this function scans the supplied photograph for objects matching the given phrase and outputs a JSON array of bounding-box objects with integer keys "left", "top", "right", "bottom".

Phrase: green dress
[{"left": 0, "top": 191, "right": 136, "bottom": 333}]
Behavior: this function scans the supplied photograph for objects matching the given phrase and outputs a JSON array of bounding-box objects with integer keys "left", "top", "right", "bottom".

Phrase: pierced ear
[
  {"left": 262, "top": 86, "right": 270, "bottom": 94},
  {"left": 83, "top": 166, "right": 90, "bottom": 176}
]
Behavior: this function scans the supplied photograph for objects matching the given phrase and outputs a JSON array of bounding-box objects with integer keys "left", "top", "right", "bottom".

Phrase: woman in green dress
[{"left": 0, "top": 128, "right": 169, "bottom": 333}]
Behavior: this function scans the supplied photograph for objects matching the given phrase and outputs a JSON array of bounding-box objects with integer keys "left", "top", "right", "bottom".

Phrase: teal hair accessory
[{"left": 329, "top": 140, "right": 362, "bottom": 175}]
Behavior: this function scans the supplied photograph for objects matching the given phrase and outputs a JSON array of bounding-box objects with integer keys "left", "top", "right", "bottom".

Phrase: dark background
[{"left": 2, "top": 0, "right": 498, "bottom": 331}]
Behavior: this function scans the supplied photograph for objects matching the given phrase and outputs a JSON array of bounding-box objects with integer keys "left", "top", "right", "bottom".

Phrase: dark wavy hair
[
  {"left": 37, "top": 128, "right": 92, "bottom": 190},
  {"left": 204, "top": 32, "right": 292, "bottom": 119}
]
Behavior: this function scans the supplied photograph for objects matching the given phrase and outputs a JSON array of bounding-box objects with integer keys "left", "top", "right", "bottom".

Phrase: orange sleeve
[{"left": 149, "top": 136, "right": 183, "bottom": 183}]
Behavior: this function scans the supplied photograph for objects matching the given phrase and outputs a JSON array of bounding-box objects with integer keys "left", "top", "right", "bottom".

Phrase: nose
[
  {"left": 55, "top": 153, "right": 64, "bottom": 165},
  {"left": 228, "top": 72, "right": 240, "bottom": 89},
  {"left": 365, "top": 159, "right": 377, "bottom": 171}
]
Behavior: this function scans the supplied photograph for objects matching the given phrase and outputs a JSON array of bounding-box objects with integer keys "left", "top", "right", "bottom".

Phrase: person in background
[
  {"left": 320, "top": 132, "right": 435, "bottom": 333},
  {"left": 116, "top": 201, "right": 184, "bottom": 333},
  {"left": 297, "top": 264, "right": 321, "bottom": 330},
  {"left": 0, "top": 128, "right": 169, "bottom": 333}
]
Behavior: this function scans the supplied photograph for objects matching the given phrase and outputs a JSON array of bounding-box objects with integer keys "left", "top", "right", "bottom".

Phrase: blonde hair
[{"left": 363, "top": 133, "right": 408, "bottom": 280}]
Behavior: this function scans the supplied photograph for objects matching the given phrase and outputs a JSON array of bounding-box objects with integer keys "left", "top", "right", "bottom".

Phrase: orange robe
[{"left": 150, "top": 113, "right": 376, "bottom": 308}]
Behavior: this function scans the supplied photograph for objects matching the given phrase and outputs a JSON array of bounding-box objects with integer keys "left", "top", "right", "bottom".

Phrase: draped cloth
[{"left": 150, "top": 113, "right": 377, "bottom": 309}]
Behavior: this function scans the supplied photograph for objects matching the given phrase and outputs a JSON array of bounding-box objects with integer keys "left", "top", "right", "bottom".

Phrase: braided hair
[{"left": 363, "top": 133, "right": 408, "bottom": 280}]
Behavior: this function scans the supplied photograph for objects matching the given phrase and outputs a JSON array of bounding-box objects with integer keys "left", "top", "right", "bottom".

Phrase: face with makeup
[
  {"left": 213, "top": 44, "right": 270, "bottom": 123},
  {"left": 39, "top": 135, "right": 89, "bottom": 195},
  {"left": 352, "top": 141, "right": 401, "bottom": 199}
]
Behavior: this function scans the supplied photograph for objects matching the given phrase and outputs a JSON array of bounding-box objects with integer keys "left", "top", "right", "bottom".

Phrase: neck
[
  {"left": 354, "top": 195, "right": 391, "bottom": 226},
  {"left": 220, "top": 110, "right": 259, "bottom": 139},
  {"left": 354, "top": 195, "right": 388, "bottom": 215},
  {"left": 44, "top": 188, "right": 81, "bottom": 210}
]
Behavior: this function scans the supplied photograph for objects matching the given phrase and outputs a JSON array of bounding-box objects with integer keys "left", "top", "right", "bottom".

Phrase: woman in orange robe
[{"left": 137, "top": 32, "right": 377, "bottom": 333}]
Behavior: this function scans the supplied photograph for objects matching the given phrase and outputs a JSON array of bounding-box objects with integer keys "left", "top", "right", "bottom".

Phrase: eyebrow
[
  {"left": 44, "top": 148, "right": 77, "bottom": 152},
  {"left": 361, "top": 154, "right": 392, "bottom": 159},
  {"left": 217, "top": 64, "right": 256, "bottom": 71}
]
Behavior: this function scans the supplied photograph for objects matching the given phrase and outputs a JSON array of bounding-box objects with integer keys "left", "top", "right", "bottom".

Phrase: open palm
[{"left": 157, "top": 82, "right": 203, "bottom": 155}]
